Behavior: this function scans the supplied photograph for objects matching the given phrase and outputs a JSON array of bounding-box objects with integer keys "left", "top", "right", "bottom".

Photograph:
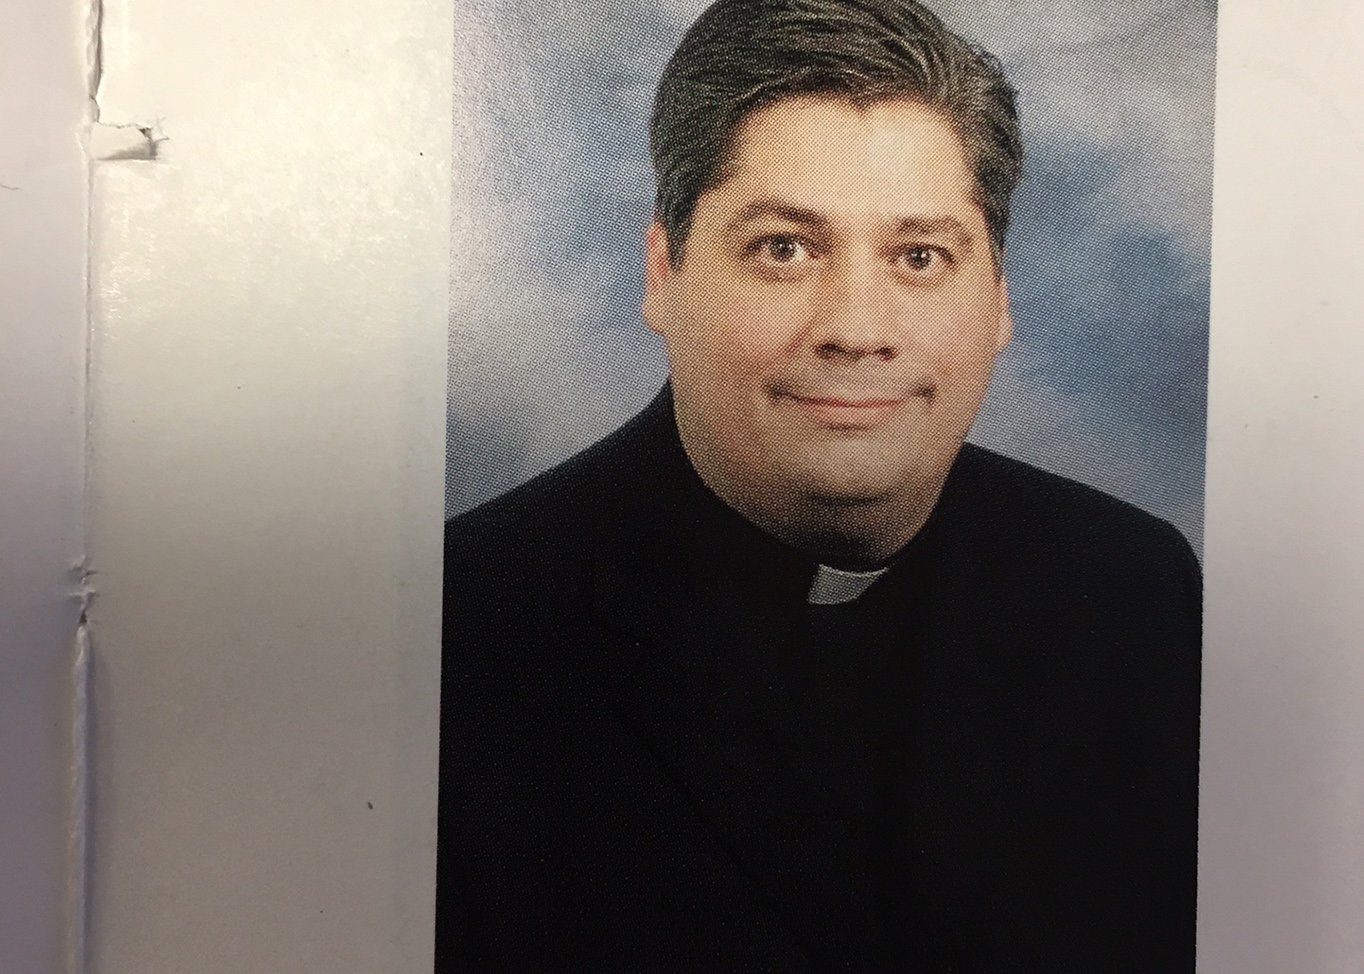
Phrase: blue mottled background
[{"left": 448, "top": 0, "right": 1215, "bottom": 554}]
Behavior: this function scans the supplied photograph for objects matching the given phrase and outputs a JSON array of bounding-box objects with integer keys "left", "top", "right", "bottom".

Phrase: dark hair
[{"left": 649, "top": 0, "right": 1022, "bottom": 268}]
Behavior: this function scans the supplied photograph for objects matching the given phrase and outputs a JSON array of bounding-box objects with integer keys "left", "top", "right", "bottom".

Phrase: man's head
[
  {"left": 650, "top": 0, "right": 1021, "bottom": 271},
  {"left": 643, "top": 0, "right": 1023, "bottom": 565}
]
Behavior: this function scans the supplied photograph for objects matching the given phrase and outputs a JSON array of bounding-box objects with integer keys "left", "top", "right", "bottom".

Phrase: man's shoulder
[
  {"left": 445, "top": 404, "right": 656, "bottom": 566},
  {"left": 442, "top": 404, "right": 667, "bottom": 690},
  {"left": 950, "top": 441, "right": 1200, "bottom": 576}
]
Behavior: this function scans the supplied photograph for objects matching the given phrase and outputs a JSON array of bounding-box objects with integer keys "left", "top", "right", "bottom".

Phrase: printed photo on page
[{"left": 441, "top": 1, "right": 1212, "bottom": 969}]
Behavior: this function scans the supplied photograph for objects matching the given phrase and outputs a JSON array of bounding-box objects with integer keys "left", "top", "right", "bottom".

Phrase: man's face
[{"left": 644, "top": 95, "right": 1012, "bottom": 529}]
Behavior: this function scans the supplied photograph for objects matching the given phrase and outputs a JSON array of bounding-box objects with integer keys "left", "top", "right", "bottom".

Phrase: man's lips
[
  {"left": 786, "top": 394, "right": 907, "bottom": 408},
  {"left": 776, "top": 389, "right": 925, "bottom": 427}
]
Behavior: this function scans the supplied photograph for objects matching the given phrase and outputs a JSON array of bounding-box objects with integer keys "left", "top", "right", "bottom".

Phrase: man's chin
[
  {"left": 787, "top": 463, "right": 914, "bottom": 509},
  {"left": 774, "top": 439, "right": 927, "bottom": 503}
]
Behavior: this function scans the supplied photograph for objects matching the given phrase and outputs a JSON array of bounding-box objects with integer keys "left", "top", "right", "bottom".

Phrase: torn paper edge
[
  {"left": 66, "top": 624, "right": 90, "bottom": 974},
  {"left": 69, "top": 0, "right": 100, "bottom": 969},
  {"left": 85, "top": 0, "right": 167, "bottom": 162}
]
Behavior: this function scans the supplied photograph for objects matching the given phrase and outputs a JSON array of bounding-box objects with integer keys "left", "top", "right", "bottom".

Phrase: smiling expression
[{"left": 643, "top": 95, "right": 1012, "bottom": 560}]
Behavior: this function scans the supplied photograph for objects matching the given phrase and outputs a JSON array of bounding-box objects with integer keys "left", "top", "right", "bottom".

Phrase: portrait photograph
[{"left": 441, "top": 0, "right": 1214, "bottom": 969}]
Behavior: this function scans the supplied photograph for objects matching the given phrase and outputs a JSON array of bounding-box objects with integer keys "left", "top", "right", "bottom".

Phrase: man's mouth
[
  {"left": 787, "top": 394, "right": 907, "bottom": 408},
  {"left": 776, "top": 389, "right": 925, "bottom": 427}
]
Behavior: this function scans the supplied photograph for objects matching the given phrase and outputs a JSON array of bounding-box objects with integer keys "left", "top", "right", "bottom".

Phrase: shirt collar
[{"left": 806, "top": 564, "right": 891, "bottom": 605}]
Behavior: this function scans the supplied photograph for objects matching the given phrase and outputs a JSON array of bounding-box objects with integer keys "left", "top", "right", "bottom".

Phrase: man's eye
[
  {"left": 899, "top": 246, "right": 940, "bottom": 271},
  {"left": 756, "top": 236, "right": 809, "bottom": 263}
]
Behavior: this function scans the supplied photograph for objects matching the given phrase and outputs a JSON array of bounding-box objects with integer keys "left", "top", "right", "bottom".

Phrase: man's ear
[
  {"left": 994, "top": 278, "right": 1014, "bottom": 354},
  {"left": 642, "top": 220, "right": 674, "bottom": 337}
]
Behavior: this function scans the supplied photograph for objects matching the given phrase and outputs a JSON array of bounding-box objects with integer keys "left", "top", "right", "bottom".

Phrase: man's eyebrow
[
  {"left": 894, "top": 216, "right": 973, "bottom": 249},
  {"left": 724, "top": 199, "right": 832, "bottom": 233}
]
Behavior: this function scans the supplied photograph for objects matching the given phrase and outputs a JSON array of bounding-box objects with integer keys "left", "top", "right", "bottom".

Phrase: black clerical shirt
[
  {"left": 594, "top": 410, "right": 995, "bottom": 968},
  {"left": 439, "top": 386, "right": 1201, "bottom": 972},
  {"left": 679, "top": 462, "right": 947, "bottom": 968},
  {"left": 803, "top": 571, "right": 937, "bottom": 966}
]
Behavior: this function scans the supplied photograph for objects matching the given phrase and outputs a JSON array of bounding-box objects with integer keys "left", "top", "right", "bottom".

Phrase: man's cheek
[{"left": 731, "top": 312, "right": 798, "bottom": 367}]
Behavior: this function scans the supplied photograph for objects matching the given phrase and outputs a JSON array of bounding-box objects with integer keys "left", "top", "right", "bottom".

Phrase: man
[{"left": 438, "top": 0, "right": 1201, "bottom": 970}]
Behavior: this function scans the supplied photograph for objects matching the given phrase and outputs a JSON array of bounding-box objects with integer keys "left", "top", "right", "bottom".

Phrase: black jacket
[{"left": 437, "top": 387, "right": 1201, "bottom": 972}]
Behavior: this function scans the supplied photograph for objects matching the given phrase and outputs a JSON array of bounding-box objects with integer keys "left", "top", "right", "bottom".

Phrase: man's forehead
[
  {"left": 692, "top": 99, "right": 981, "bottom": 236},
  {"left": 725, "top": 96, "right": 971, "bottom": 172},
  {"left": 727, "top": 94, "right": 967, "bottom": 156}
]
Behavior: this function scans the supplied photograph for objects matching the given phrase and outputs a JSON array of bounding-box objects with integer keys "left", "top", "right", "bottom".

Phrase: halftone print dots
[{"left": 447, "top": 0, "right": 1214, "bottom": 553}]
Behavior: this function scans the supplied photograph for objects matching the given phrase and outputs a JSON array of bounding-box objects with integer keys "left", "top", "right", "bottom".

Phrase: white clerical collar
[{"left": 806, "top": 563, "right": 890, "bottom": 605}]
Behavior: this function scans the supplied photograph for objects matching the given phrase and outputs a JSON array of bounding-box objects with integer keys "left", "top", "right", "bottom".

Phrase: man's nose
[{"left": 808, "top": 254, "right": 902, "bottom": 362}]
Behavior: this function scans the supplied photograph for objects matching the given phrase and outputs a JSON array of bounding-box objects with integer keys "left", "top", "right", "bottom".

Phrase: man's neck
[
  {"left": 678, "top": 443, "right": 943, "bottom": 570},
  {"left": 757, "top": 493, "right": 938, "bottom": 569}
]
